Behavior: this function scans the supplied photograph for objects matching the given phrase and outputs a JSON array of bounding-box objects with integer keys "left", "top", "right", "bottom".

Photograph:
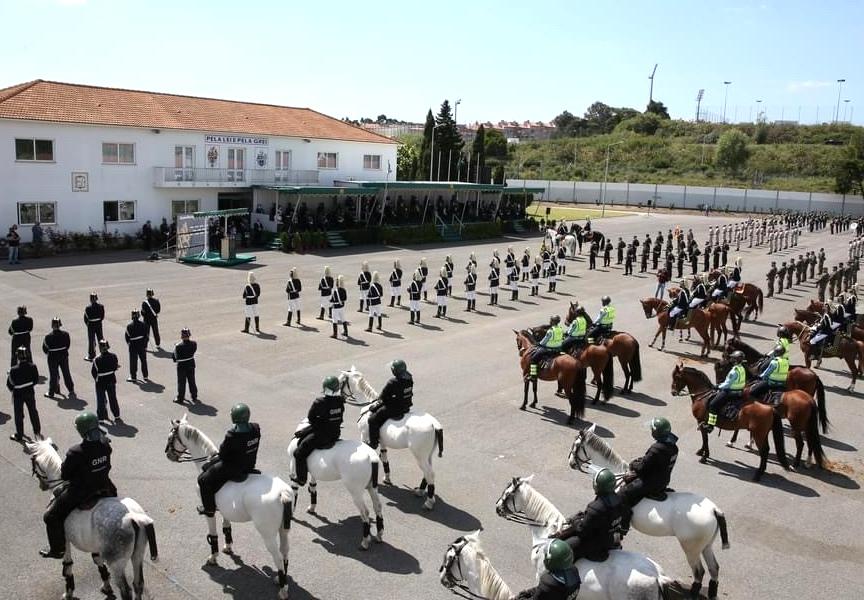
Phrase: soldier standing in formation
[
  {"left": 445, "top": 255, "right": 455, "bottom": 294},
  {"left": 408, "top": 271, "right": 423, "bottom": 324},
  {"left": 318, "top": 266, "right": 334, "bottom": 321},
  {"left": 330, "top": 275, "right": 349, "bottom": 338},
  {"left": 9, "top": 305, "right": 33, "bottom": 368},
  {"left": 419, "top": 258, "right": 429, "bottom": 301},
  {"left": 124, "top": 310, "right": 149, "bottom": 383},
  {"left": 521, "top": 248, "right": 531, "bottom": 282},
  {"left": 7, "top": 346, "right": 41, "bottom": 442},
  {"left": 777, "top": 262, "right": 786, "bottom": 294},
  {"left": 624, "top": 243, "right": 634, "bottom": 275},
  {"left": 817, "top": 268, "right": 830, "bottom": 302},
  {"left": 434, "top": 267, "right": 449, "bottom": 318},
  {"left": 241, "top": 272, "right": 261, "bottom": 334},
  {"left": 141, "top": 288, "right": 162, "bottom": 351},
  {"left": 616, "top": 237, "right": 625, "bottom": 265},
  {"left": 83, "top": 292, "right": 104, "bottom": 362},
  {"left": 357, "top": 261, "right": 372, "bottom": 313},
  {"left": 766, "top": 262, "right": 777, "bottom": 298},
  {"left": 91, "top": 340, "right": 120, "bottom": 423},
  {"left": 603, "top": 239, "right": 612, "bottom": 268},
  {"left": 818, "top": 248, "right": 826, "bottom": 273},
  {"left": 172, "top": 328, "right": 198, "bottom": 404},
  {"left": 42, "top": 317, "right": 74, "bottom": 399},
  {"left": 488, "top": 258, "right": 501, "bottom": 304},
  {"left": 464, "top": 264, "right": 477, "bottom": 311},
  {"left": 389, "top": 259, "right": 403, "bottom": 307},
  {"left": 589, "top": 240, "right": 598, "bottom": 270},
  {"left": 530, "top": 257, "right": 541, "bottom": 296},
  {"left": 785, "top": 258, "right": 794, "bottom": 290},
  {"left": 283, "top": 267, "right": 302, "bottom": 327}
]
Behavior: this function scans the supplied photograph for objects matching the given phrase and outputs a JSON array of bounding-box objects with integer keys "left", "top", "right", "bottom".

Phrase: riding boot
[
  {"left": 397, "top": 296, "right": 401, "bottom": 306},
  {"left": 511, "top": 289, "right": 517, "bottom": 301},
  {"left": 343, "top": 322, "right": 349, "bottom": 337},
  {"left": 331, "top": 323, "right": 338, "bottom": 338},
  {"left": 284, "top": 312, "right": 292, "bottom": 327},
  {"left": 366, "top": 317, "right": 373, "bottom": 332},
  {"left": 377, "top": 316, "right": 383, "bottom": 330},
  {"left": 254, "top": 317, "right": 260, "bottom": 333},
  {"left": 359, "top": 301, "right": 364, "bottom": 313},
  {"left": 328, "top": 307, "right": 332, "bottom": 319},
  {"left": 242, "top": 318, "right": 250, "bottom": 333},
  {"left": 436, "top": 306, "right": 442, "bottom": 318},
  {"left": 389, "top": 298, "right": 395, "bottom": 307},
  {"left": 296, "top": 310, "right": 301, "bottom": 324},
  {"left": 466, "top": 300, "right": 471, "bottom": 311},
  {"left": 318, "top": 308, "right": 325, "bottom": 320},
  {"left": 423, "top": 291, "right": 428, "bottom": 301},
  {"left": 442, "top": 306, "right": 447, "bottom": 318},
  {"left": 410, "top": 311, "right": 415, "bottom": 324}
]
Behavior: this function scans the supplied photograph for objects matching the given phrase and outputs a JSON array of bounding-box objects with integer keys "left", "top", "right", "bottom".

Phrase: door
[
  {"left": 174, "top": 146, "right": 194, "bottom": 181},
  {"left": 227, "top": 148, "right": 245, "bottom": 182}
]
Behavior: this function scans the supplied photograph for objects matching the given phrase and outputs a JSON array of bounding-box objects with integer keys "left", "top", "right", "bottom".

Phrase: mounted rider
[
  {"left": 710, "top": 270, "right": 729, "bottom": 301},
  {"left": 842, "top": 292, "right": 857, "bottom": 330},
  {"left": 689, "top": 277, "right": 708, "bottom": 310},
  {"left": 667, "top": 286, "right": 690, "bottom": 330},
  {"left": 561, "top": 305, "right": 588, "bottom": 355},
  {"left": 367, "top": 359, "right": 413, "bottom": 449},
  {"left": 551, "top": 468, "right": 631, "bottom": 562},
  {"left": 530, "top": 316, "right": 564, "bottom": 379},
  {"left": 586, "top": 296, "right": 615, "bottom": 342},
  {"left": 727, "top": 258, "right": 742, "bottom": 289},
  {"left": 748, "top": 347, "right": 789, "bottom": 404},
  {"left": 41, "top": 411, "right": 117, "bottom": 559},
  {"left": 197, "top": 403, "right": 260, "bottom": 517},
  {"left": 515, "top": 539, "right": 581, "bottom": 600},
  {"left": 702, "top": 350, "right": 746, "bottom": 432},
  {"left": 292, "top": 376, "right": 345, "bottom": 486},
  {"left": 620, "top": 417, "right": 678, "bottom": 507},
  {"left": 774, "top": 326, "right": 792, "bottom": 360}
]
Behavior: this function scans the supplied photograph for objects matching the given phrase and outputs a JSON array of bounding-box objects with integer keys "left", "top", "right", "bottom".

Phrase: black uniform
[
  {"left": 817, "top": 271, "right": 830, "bottom": 302},
  {"left": 83, "top": 301, "right": 105, "bottom": 360},
  {"left": 777, "top": 264, "right": 787, "bottom": 293},
  {"left": 556, "top": 494, "right": 631, "bottom": 562},
  {"left": 285, "top": 276, "right": 302, "bottom": 325},
  {"left": 357, "top": 271, "right": 372, "bottom": 312},
  {"left": 141, "top": 296, "right": 162, "bottom": 347},
  {"left": 42, "top": 329, "right": 74, "bottom": 397},
  {"left": 766, "top": 265, "right": 777, "bottom": 297},
  {"left": 368, "top": 373, "right": 413, "bottom": 448},
  {"left": 603, "top": 241, "right": 612, "bottom": 268},
  {"left": 172, "top": 338, "right": 198, "bottom": 402},
  {"left": 294, "top": 394, "right": 345, "bottom": 485},
  {"left": 91, "top": 351, "right": 120, "bottom": 420},
  {"left": 124, "top": 319, "right": 149, "bottom": 380},
  {"left": 624, "top": 245, "right": 635, "bottom": 275},
  {"left": 517, "top": 570, "right": 581, "bottom": 600},
  {"left": 620, "top": 435, "right": 678, "bottom": 507},
  {"left": 43, "top": 436, "right": 116, "bottom": 554},
  {"left": 589, "top": 242, "right": 598, "bottom": 270},
  {"left": 652, "top": 245, "right": 661, "bottom": 271},
  {"left": 616, "top": 239, "right": 625, "bottom": 264},
  {"left": 318, "top": 276, "right": 334, "bottom": 319},
  {"left": 6, "top": 359, "right": 40, "bottom": 439},
  {"left": 389, "top": 268, "right": 403, "bottom": 305},
  {"left": 198, "top": 423, "right": 261, "bottom": 514},
  {"left": 690, "top": 248, "right": 700, "bottom": 275},
  {"left": 9, "top": 314, "right": 33, "bottom": 367}
]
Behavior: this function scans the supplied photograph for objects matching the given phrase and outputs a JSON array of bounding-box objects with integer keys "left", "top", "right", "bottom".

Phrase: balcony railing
[{"left": 154, "top": 167, "right": 319, "bottom": 187}]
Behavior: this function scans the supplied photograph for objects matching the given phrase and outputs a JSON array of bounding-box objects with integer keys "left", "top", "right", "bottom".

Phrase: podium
[{"left": 220, "top": 236, "right": 237, "bottom": 259}]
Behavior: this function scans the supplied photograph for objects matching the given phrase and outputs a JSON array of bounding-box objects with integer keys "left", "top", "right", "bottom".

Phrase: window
[
  {"left": 227, "top": 148, "right": 245, "bottom": 181},
  {"left": 103, "top": 200, "right": 136, "bottom": 222},
  {"left": 275, "top": 150, "right": 292, "bottom": 182},
  {"left": 174, "top": 146, "right": 194, "bottom": 181},
  {"left": 363, "top": 154, "right": 382, "bottom": 170},
  {"left": 317, "top": 152, "right": 338, "bottom": 169},
  {"left": 102, "top": 143, "right": 135, "bottom": 164},
  {"left": 15, "top": 138, "right": 54, "bottom": 161},
  {"left": 17, "top": 202, "right": 56, "bottom": 225},
  {"left": 171, "top": 199, "right": 200, "bottom": 218}
]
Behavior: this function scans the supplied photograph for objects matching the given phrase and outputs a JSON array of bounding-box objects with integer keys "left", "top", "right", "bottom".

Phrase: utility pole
[
  {"left": 722, "top": 81, "right": 732, "bottom": 123},
  {"left": 834, "top": 79, "right": 846, "bottom": 123},
  {"left": 648, "top": 64, "right": 658, "bottom": 104},
  {"left": 695, "top": 89, "right": 704, "bottom": 122}
]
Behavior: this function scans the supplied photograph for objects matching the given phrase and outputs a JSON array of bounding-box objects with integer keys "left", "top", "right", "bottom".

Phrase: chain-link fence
[{"left": 506, "top": 179, "right": 863, "bottom": 216}]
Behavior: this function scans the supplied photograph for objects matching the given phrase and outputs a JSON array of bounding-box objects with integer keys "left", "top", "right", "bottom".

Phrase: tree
[
  {"left": 715, "top": 129, "right": 751, "bottom": 175},
  {"left": 645, "top": 100, "right": 670, "bottom": 119},
  {"left": 485, "top": 128, "right": 508, "bottom": 159},
  {"left": 397, "top": 135, "right": 420, "bottom": 181},
  {"left": 419, "top": 109, "right": 435, "bottom": 180},
  {"left": 833, "top": 132, "right": 864, "bottom": 198},
  {"left": 616, "top": 113, "right": 662, "bottom": 135},
  {"left": 583, "top": 102, "right": 639, "bottom": 134},
  {"left": 431, "top": 100, "right": 464, "bottom": 181},
  {"left": 469, "top": 124, "right": 486, "bottom": 182}
]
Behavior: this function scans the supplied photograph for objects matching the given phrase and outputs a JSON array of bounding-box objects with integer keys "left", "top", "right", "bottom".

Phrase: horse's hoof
[
  {"left": 222, "top": 545, "right": 233, "bottom": 555},
  {"left": 306, "top": 506, "right": 316, "bottom": 515},
  {"left": 744, "top": 443, "right": 754, "bottom": 451},
  {"left": 359, "top": 538, "right": 371, "bottom": 551},
  {"left": 413, "top": 487, "right": 425, "bottom": 497},
  {"left": 374, "top": 533, "right": 384, "bottom": 543},
  {"left": 383, "top": 477, "right": 393, "bottom": 485},
  {"left": 423, "top": 498, "right": 436, "bottom": 511},
  {"left": 100, "top": 582, "right": 112, "bottom": 595}
]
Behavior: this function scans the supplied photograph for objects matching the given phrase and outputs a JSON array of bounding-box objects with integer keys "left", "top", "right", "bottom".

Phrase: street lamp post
[
  {"left": 755, "top": 99, "right": 762, "bottom": 123},
  {"left": 835, "top": 79, "right": 846, "bottom": 123},
  {"left": 844, "top": 99, "right": 851, "bottom": 123},
  {"left": 722, "top": 81, "right": 732, "bottom": 123},
  {"left": 429, "top": 122, "right": 441, "bottom": 181},
  {"left": 601, "top": 141, "right": 625, "bottom": 217},
  {"left": 454, "top": 99, "right": 461, "bottom": 125}
]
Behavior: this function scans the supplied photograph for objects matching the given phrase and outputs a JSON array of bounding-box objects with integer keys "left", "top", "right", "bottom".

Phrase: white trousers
[
  {"left": 409, "top": 300, "right": 420, "bottom": 311},
  {"left": 390, "top": 286, "right": 401, "bottom": 297},
  {"left": 465, "top": 290, "right": 476, "bottom": 300},
  {"left": 331, "top": 307, "right": 345, "bottom": 323},
  {"left": 437, "top": 295, "right": 448, "bottom": 306},
  {"left": 243, "top": 304, "right": 259, "bottom": 318},
  {"left": 319, "top": 296, "right": 330, "bottom": 308},
  {"left": 288, "top": 298, "right": 301, "bottom": 312},
  {"left": 369, "top": 304, "right": 382, "bottom": 317}
]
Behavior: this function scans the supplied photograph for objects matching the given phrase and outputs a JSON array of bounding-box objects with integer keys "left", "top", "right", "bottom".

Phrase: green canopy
[
  {"left": 252, "top": 185, "right": 363, "bottom": 195},
  {"left": 193, "top": 208, "right": 250, "bottom": 217}
]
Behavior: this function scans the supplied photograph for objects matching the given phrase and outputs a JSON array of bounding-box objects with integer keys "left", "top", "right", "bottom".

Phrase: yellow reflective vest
[
  {"left": 777, "top": 337, "right": 791, "bottom": 360},
  {"left": 545, "top": 325, "right": 564, "bottom": 348},
  {"left": 768, "top": 357, "right": 789, "bottom": 384},
  {"left": 730, "top": 364, "right": 746, "bottom": 391},
  {"left": 567, "top": 316, "right": 587, "bottom": 338},
  {"left": 599, "top": 306, "right": 616, "bottom": 326}
]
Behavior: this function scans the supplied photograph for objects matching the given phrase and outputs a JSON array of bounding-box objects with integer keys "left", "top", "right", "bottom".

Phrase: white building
[{"left": 0, "top": 80, "right": 397, "bottom": 241}]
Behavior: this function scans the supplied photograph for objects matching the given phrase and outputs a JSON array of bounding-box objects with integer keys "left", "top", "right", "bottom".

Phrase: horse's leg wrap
[
  {"left": 376, "top": 515, "right": 384, "bottom": 534},
  {"left": 707, "top": 579, "right": 718, "bottom": 599},
  {"left": 62, "top": 559, "right": 75, "bottom": 596},
  {"left": 92, "top": 554, "right": 110, "bottom": 583},
  {"left": 308, "top": 482, "right": 318, "bottom": 510},
  {"left": 207, "top": 534, "right": 218, "bottom": 555},
  {"left": 222, "top": 524, "right": 233, "bottom": 554},
  {"left": 418, "top": 477, "right": 428, "bottom": 490},
  {"left": 690, "top": 580, "right": 702, "bottom": 598},
  {"left": 426, "top": 484, "right": 436, "bottom": 499},
  {"left": 362, "top": 520, "right": 372, "bottom": 538}
]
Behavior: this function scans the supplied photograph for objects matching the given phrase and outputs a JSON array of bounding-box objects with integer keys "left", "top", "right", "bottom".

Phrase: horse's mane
[
  {"left": 519, "top": 482, "right": 565, "bottom": 526},
  {"left": 472, "top": 547, "right": 513, "bottom": 600},
  {"left": 29, "top": 439, "right": 62, "bottom": 476},
  {"left": 582, "top": 429, "right": 628, "bottom": 472},
  {"left": 681, "top": 366, "right": 714, "bottom": 389},
  {"left": 180, "top": 422, "right": 218, "bottom": 455},
  {"left": 728, "top": 337, "right": 762, "bottom": 360},
  {"left": 517, "top": 330, "right": 537, "bottom": 349},
  {"left": 353, "top": 373, "right": 379, "bottom": 403}
]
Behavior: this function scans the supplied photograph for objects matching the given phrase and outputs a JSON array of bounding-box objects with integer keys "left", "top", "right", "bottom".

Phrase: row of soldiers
[{"left": 766, "top": 252, "right": 859, "bottom": 301}]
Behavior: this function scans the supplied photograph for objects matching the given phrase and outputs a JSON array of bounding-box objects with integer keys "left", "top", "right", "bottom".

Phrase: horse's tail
[
  {"left": 280, "top": 488, "right": 293, "bottom": 530},
  {"left": 570, "top": 371, "right": 587, "bottom": 419},
  {"left": 713, "top": 509, "right": 730, "bottom": 549},
  {"left": 129, "top": 517, "right": 148, "bottom": 593},
  {"left": 771, "top": 413, "right": 789, "bottom": 470},
  {"left": 145, "top": 522, "right": 158, "bottom": 562},
  {"left": 806, "top": 402, "right": 827, "bottom": 469},
  {"left": 757, "top": 287, "right": 764, "bottom": 312},
  {"left": 601, "top": 354, "right": 614, "bottom": 400},
  {"left": 814, "top": 376, "right": 830, "bottom": 433},
  {"left": 630, "top": 339, "right": 643, "bottom": 382},
  {"left": 370, "top": 457, "right": 380, "bottom": 489},
  {"left": 434, "top": 427, "right": 444, "bottom": 458}
]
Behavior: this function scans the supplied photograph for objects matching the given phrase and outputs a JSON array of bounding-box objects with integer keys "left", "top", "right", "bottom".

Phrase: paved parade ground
[{"left": 2, "top": 210, "right": 863, "bottom": 600}]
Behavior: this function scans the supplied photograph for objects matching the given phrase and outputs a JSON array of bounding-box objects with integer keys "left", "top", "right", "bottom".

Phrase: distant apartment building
[{"left": 361, "top": 119, "right": 554, "bottom": 144}]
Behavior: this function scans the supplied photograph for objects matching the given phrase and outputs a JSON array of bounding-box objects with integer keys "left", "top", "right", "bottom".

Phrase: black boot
[
  {"left": 359, "top": 301, "right": 364, "bottom": 313},
  {"left": 366, "top": 317, "right": 373, "bottom": 332},
  {"left": 328, "top": 308, "right": 332, "bottom": 319},
  {"left": 254, "top": 317, "right": 260, "bottom": 333},
  {"left": 442, "top": 306, "right": 447, "bottom": 317},
  {"left": 318, "top": 308, "right": 325, "bottom": 320},
  {"left": 377, "top": 316, "right": 383, "bottom": 330},
  {"left": 436, "top": 306, "right": 442, "bottom": 318},
  {"left": 410, "top": 311, "right": 415, "bottom": 324},
  {"left": 423, "top": 291, "right": 428, "bottom": 301},
  {"left": 343, "top": 323, "right": 349, "bottom": 337},
  {"left": 331, "top": 323, "right": 338, "bottom": 338},
  {"left": 511, "top": 289, "right": 517, "bottom": 301},
  {"left": 389, "top": 298, "right": 395, "bottom": 307},
  {"left": 242, "top": 318, "right": 250, "bottom": 333},
  {"left": 466, "top": 301, "right": 471, "bottom": 311},
  {"left": 284, "top": 312, "right": 292, "bottom": 327},
  {"left": 397, "top": 296, "right": 401, "bottom": 306},
  {"left": 296, "top": 311, "right": 301, "bottom": 325}
]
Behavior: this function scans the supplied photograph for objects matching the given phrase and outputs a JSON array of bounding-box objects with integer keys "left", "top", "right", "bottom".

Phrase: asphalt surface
[{"left": 1, "top": 211, "right": 862, "bottom": 600}]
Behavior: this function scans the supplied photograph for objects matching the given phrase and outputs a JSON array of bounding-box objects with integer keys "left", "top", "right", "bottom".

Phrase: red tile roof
[{"left": 0, "top": 80, "right": 395, "bottom": 144}]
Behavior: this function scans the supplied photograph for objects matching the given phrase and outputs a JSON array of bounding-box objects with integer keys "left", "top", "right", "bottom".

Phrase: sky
[{"left": 1, "top": 0, "right": 862, "bottom": 125}]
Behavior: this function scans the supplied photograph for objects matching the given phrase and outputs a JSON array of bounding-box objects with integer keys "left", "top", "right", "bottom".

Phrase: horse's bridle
[
  {"left": 568, "top": 435, "right": 591, "bottom": 472},
  {"left": 30, "top": 457, "right": 63, "bottom": 491},
  {"left": 440, "top": 537, "right": 486, "bottom": 599},
  {"left": 495, "top": 478, "right": 545, "bottom": 526},
  {"left": 670, "top": 371, "right": 714, "bottom": 404},
  {"left": 165, "top": 425, "right": 207, "bottom": 463}
]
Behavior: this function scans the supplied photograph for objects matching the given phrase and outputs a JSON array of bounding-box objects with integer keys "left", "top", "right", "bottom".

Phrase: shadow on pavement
[
  {"left": 712, "top": 457, "right": 819, "bottom": 497},
  {"left": 201, "top": 553, "right": 314, "bottom": 600},
  {"left": 53, "top": 393, "right": 88, "bottom": 411},
  {"left": 0, "top": 411, "right": 9, "bottom": 426},
  {"left": 589, "top": 401, "right": 641, "bottom": 419},
  {"left": 295, "top": 514, "right": 422, "bottom": 574},
  {"left": 441, "top": 317, "right": 468, "bottom": 325},
  {"left": 622, "top": 391, "right": 667, "bottom": 406},
  {"left": 377, "top": 485, "right": 483, "bottom": 531},
  {"left": 188, "top": 401, "right": 218, "bottom": 417},
  {"left": 820, "top": 436, "right": 857, "bottom": 452},
  {"left": 149, "top": 348, "right": 173, "bottom": 359},
  {"left": 254, "top": 332, "right": 278, "bottom": 341},
  {"left": 106, "top": 420, "right": 139, "bottom": 438},
  {"left": 138, "top": 380, "right": 166, "bottom": 394}
]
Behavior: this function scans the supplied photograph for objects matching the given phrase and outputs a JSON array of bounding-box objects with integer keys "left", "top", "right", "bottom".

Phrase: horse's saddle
[
  {"left": 229, "top": 469, "right": 261, "bottom": 483},
  {"left": 722, "top": 397, "right": 744, "bottom": 421},
  {"left": 538, "top": 357, "right": 557, "bottom": 372},
  {"left": 765, "top": 390, "right": 783, "bottom": 406},
  {"left": 645, "top": 487, "right": 675, "bottom": 502}
]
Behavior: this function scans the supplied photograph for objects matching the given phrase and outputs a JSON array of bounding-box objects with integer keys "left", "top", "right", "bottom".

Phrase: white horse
[
  {"left": 495, "top": 475, "right": 673, "bottom": 600},
  {"left": 439, "top": 532, "right": 516, "bottom": 600},
  {"left": 341, "top": 367, "right": 444, "bottom": 510},
  {"left": 165, "top": 416, "right": 293, "bottom": 599},
  {"left": 286, "top": 420, "right": 384, "bottom": 550},
  {"left": 568, "top": 425, "right": 729, "bottom": 600},
  {"left": 563, "top": 234, "right": 578, "bottom": 258},
  {"left": 27, "top": 439, "right": 157, "bottom": 600}
]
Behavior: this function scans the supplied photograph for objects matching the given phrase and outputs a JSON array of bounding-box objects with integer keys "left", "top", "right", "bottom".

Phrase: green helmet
[
  {"left": 322, "top": 375, "right": 340, "bottom": 393},
  {"left": 75, "top": 411, "right": 99, "bottom": 437},
  {"left": 391, "top": 359, "right": 407, "bottom": 376},
  {"left": 593, "top": 468, "right": 617, "bottom": 495},
  {"left": 544, "top": 539, "right": 574, "bottom": 571},
  {"left": 650, "top": 417, "right": 671, "bottom": 440},
  {"left": 230, "top": 403, "right": 250, "bottom": 424}
]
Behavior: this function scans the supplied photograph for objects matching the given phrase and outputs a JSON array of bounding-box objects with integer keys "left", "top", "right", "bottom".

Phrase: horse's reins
[
  {"left": 497, "top": 483, "right": 549, "bottom": 527},
  {"left": 441, "top": 537, "right": 494, "bottom": 600},
  {"left": 30, "top": 458, "right": 63, "bottom": 489},
  {"left": 165, "top": 427, "right": 210, "bottom": 463},
  {"left": 671, "top": 375, "right": 714, "bottom": 404}
]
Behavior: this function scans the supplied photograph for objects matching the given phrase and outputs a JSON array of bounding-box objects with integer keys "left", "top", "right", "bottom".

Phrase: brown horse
[
  {"left": 707, "top": 270, "right": 764, "bottom": 322},
  {"left": 514, "top": 330, "right": 586, "bottom": 424},
  {"left": 783, "top": 321, "right": 864, "bottom": 391},
  {"left": 567, "top": 302, "right": 643, "bottom": 394},
  {"left": 714, "top": 347, "right": 827, "bottom": 469},
  {"left": 640, "top": 296, "right": 713, "bottom": 356},
  {"left": 525, "top": 326, "right": 613, "bottom": 404},
  {"left": 802, "top": 301, "right": 864, "bottom": 342},
  {"left": 671, "top": 362, "right": 786, "bottom": 482}
]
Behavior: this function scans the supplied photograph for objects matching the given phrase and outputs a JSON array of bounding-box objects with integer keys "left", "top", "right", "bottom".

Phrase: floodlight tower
[
  {"left": 695, "top": 89, "right": 705, "bottom": 122},
  {"left": 648, "top": 64, "right": 658, "bottom": 104}
]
